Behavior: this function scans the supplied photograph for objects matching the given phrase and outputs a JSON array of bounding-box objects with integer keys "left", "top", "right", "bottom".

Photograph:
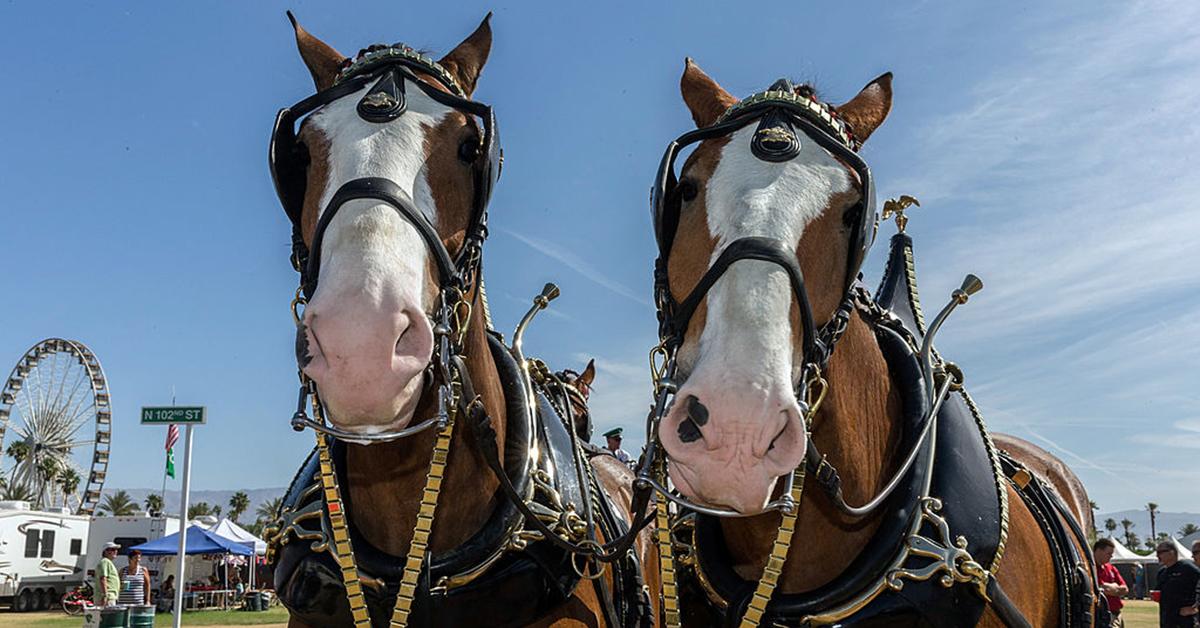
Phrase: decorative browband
[
  {"left": 336, "top": 43, "right": 465, "bottom": 97},
  {"left": 719, "top": 88, "right": 859, "bottom": 151}
]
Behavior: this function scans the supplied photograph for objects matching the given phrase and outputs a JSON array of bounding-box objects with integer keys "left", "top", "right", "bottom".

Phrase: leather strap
[
  {"left": 985, "top": 576, "right": 1033, "bottom": 628},
  {"left": 306, "top": 177, "right": 459, "bottom": 298},
  {"left": 667, "top": 236, "right": 818, "bottom": 362}
]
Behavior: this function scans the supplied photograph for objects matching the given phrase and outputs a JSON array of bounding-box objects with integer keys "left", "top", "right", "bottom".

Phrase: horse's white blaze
[
  {"left": 300, "top": 76, "right": 453, "bottom": 435},
  {"left": 665, "top": 125, "right": 853, "bottom": 512},
  {"left": 309, "top": 77, "right": 451, "bottom": 305},
  {"left": 690, "top": 125, "right": 852, "bottom": 382}
]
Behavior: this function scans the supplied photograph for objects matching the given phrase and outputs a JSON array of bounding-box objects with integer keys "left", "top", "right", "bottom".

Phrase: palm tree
[
  {"left": 1179, "top": 523, "right": 1200, "bottom": 538},
  {"left": 6, "top": 441, "right": 30, "bottom": 485},
  {"left": 256, "top": 496, "right": 283, "bottom": 523},
  {"left": 188, "top": 502, "right": 219, "bottom": 519},
  {"left": 228, "top": 491, "right": 250, "bottom": 523},
  {"left": 98, "top": 490, "right": 138, "bottom": 516},
  {"left": 144, "top": 493, "right": 164, "bottom": 515},
  {"left": 1104, "top": 518, "right": 1117, "bottom": 538},
  {"left": 1121, "top": 518, "right": 1136, "bottom": 548},
  {"left": 58, "top": 468, "right": 80, "bottom": 512},
  {"left": 36, "top": 457, "right": 60, "bottom": 509},
  {"left": 2, "top": 483, "right": 35, "bottom": 502},
  {"left": 1147, "top": 502, "right": 1159, "bottom": 540}
]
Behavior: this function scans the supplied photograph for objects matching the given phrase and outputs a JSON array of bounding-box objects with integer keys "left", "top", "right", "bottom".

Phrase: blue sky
[{"left": 1, "top": 1, "right": 1196, "bottom": 514}]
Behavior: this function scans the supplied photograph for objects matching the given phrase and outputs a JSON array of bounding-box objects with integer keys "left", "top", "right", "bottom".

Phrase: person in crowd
[
  {"left": 231, "top": 568, "right": 245, "bottom": 599},
  {"left": 1154, "top": 540, "right": 1200, "bottom": 627},
  {"left": 1132, "top": 562, "right": 1145, "bottom": 599},
  {"left": 94, "top": 542, "right": 120, "bottom": 606},
  {"left": 117, "top": 549, "right": 151, "bottom": 606},
  {"left": 602, "top": 427, "right": 632, "bottom": 466},
  {"left": 1094, "top": 538, "right": 1128, "bottom": 624},
  {"left": 157, "top": 574, "right": 176, "bottom": 613}
]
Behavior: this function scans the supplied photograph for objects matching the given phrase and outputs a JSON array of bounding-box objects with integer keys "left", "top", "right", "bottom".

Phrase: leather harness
[
  {"left": 264, "top": 43, "right": 651, "bottom": 627},
  {"left": 669, "top": 230, "right": 1105, "bottom": 627},
  {"left": 268, "top": 332, "right": 652, "bottom": 627}
]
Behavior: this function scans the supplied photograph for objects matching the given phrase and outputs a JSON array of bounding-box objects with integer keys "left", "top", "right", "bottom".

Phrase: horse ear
[
  {"left": 439, "top": 13, "right": 492, "bottom": 96},
  {"left": 836, "top": 72, "right": 893, "bottom": 144},
  {"left": 579, "top": 360, "right": 596, "bottom": 388},
  {"left": 288, "top": 11, "right": 345, "bottom": 91},
  {"left": 680, "top": 58, "right": 738, "bottom": 128}
]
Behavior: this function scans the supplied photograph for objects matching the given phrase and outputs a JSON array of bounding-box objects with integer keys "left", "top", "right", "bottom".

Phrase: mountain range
[{"left": 1096, "top": 510, "right": 1200, "bottom": 549}]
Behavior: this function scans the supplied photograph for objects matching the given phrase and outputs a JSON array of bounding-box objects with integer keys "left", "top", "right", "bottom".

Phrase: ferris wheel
[{"left": 0, "top": 339, "right": 111, "bottom": 515}]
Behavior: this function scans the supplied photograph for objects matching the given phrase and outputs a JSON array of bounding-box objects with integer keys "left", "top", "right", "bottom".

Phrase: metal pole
[{"left": 172, "top": 424, "right": 194, "bottom": 628}]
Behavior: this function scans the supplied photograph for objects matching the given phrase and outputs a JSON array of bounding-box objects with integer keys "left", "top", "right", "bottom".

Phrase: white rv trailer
[
  {"left": 85, "top": 512, "right": 183, "bottom": 591},
  {"left": 0, "top": 500, "right": 90, "bottom": 611}
]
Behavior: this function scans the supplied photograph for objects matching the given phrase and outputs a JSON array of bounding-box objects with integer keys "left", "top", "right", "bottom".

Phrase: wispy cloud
[
  {"left": 881, "top": 1, "right": 1200, "bottom": 509},
  {"left": 500, "top": 228, "right": 652, "bottom": 307}
]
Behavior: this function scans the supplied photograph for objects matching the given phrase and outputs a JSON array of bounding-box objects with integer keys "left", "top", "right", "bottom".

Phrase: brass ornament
[
  {"left": 881, "top": 195, "right": 921, "bottom": 233},
  {"left": 884, "top": 497, "right": 990, "bottom": 601},
  {"left": 360, "top": 91, "right": 399, "bottom": 110},
  {"left": 755, "top": 127, "right": 796, "bottom": 144}
]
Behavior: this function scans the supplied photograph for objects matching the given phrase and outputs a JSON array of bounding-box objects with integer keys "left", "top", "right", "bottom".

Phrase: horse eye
[
  {"left": 678, "top": 181, "right": 698, "bottom": 203},
  {"left": 458, "top": 137, "right": 481, "bottom": 163}
]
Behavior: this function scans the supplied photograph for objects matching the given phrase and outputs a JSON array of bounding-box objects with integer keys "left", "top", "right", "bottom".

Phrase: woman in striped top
[{"left": 118, "top": 549, "right": 151, "bottom": 606}]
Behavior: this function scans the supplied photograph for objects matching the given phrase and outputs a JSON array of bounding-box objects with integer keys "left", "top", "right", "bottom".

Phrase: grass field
[
  {"left": 1122, "top": 599, "right": 1159, "bottom": 628},
  {"left": 0, "top": 599, "right": 1163, "bottom": 626},
  {"left": 0, "top": 607, "right": 288, "bottom": 627}
]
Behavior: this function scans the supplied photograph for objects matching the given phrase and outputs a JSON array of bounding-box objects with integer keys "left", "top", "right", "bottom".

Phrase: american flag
[{"left": 165, "top": 424, "right": 179, "bottom": 452}]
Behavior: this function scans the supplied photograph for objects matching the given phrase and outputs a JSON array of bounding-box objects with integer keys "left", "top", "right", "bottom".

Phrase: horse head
[
  {"left": 655, "top": 60, "right": 892, "bottom": 514},
  {"left": 278, "top": 14, "right": 494, "bottom": 439}
]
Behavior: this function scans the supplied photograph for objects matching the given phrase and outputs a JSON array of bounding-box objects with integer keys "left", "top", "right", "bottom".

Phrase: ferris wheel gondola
[{"left": 0, "top": 338, "right": 111, "bottom": 515}]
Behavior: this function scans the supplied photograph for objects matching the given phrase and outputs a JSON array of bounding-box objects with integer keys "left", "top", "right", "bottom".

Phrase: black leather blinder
[{"left": 357, "top": 68, "right": 407, "bottom": 123}]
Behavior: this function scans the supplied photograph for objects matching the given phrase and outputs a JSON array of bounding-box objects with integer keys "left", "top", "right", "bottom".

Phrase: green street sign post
[
  {"left": 140, "top": 406, "right": 206, "bottom": 424},
  {"left": 142, "top": 405, "right": 203, "bottom": 628}
]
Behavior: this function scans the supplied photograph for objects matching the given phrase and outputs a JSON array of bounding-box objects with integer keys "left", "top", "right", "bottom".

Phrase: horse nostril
[
  {"left": 687, "top": 396, "right": 709, "bottom": 426},
  {"left": 296, "top": 323, "right": 313, "bottom": 368},
  {"left": 678, "top": 417, "right": 703, "bottom": 443}
]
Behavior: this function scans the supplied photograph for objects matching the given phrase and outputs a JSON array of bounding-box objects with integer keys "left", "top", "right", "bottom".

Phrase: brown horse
[
  {"left": 642, "top": 59, "right": 1098, "bottom": 626},
  {"left": 267, "top": 15, "right": 656, "bottom": 627}
]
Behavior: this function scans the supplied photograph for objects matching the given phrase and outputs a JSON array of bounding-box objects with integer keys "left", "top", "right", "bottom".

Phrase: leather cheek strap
[
  {"left": 304, "top": 177, "right": 459, "bottom": 298},
  {"left": 668, "top": 236, "right": 818, "bottom": 361}
]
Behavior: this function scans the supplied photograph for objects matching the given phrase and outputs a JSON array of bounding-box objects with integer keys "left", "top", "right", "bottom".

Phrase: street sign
[{"left": 140, "top": 406, "right": 206, "bottom": 425}]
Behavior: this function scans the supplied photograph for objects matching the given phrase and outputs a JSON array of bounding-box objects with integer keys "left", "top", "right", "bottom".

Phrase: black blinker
[
  {"left": 751, "top": 108, "right": 802, "bottom": 162},
  {"left": 357, "top": 68, "right": 407, "bottom": 123}
]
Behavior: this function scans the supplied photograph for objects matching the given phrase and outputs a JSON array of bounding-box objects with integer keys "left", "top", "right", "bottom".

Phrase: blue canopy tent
[
  {"left": 130, "top": 526, "right": 254, "bottom": 556},
  {"left": 131, "top": 527, "right": 253, "bottom": 611}
]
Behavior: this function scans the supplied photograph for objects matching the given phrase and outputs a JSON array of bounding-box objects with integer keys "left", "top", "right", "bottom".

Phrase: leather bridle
[
  {"left": 268, "top": 44, "right": 501, "bottom": 442},
  {"left": 636, "top": 79, "right": 879, "bottom": 517}
]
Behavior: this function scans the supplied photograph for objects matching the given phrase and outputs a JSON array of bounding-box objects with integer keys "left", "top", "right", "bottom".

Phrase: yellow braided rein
[
  {"left": 739, "top": 466, "right": 806, "bottom": 627},
  {"left": 314, "top": 412, "right": 456, "bottom": 628}
]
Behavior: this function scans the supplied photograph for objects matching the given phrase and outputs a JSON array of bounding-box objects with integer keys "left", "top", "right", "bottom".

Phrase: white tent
[
  {"left": 206, "top": 518, "right": 267, "bottom": 556},
  {"left": 1109, "top": 538, "right": 1154, "bottom": 564},
  {"left": 198, "top": 518, "right": 268, "bottom": 591},
  {"left": 1172, "top": 536, "right": 1194, "bottom": 559}
]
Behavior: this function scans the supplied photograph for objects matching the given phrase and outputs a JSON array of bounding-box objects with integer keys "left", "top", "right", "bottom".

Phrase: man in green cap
[
  {"left": 602, "top": 427, "right": 632, "bottom": 466},
  {"left": 94, "top": 541, "right": 120, "bottom": 606}
]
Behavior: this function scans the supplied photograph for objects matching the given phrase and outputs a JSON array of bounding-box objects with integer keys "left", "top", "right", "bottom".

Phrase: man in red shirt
[{"left": 1094, "top": 537, "right": 1128, "bottom": 624}]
